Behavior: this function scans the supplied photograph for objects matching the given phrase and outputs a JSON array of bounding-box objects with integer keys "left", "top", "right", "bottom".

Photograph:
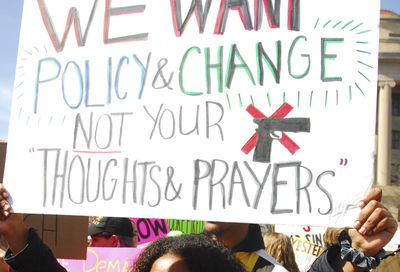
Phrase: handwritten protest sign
[
  {"left": 276, "top": 225, "right": 326, "bottom": 272},
  {"left": 58, "top": 247, "right": 144, "bottom": 272},
  {"left": 291, "top": 236, "right": 322, "bottom": 272},
  {"left": 4, "top": 0, "right": 381, "bottom": 226},
  {"left": 167, "top": 219, "right": 204, "bottom": 234},
  {"left": 131, "top": 218, "right": 170, "bottom": 245},
  {"left": 275, "top": 225, "right": 327, "bottom": 247}
]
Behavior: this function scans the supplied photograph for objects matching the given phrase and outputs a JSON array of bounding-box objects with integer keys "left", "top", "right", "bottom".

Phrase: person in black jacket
[{"left": 0, "top": 184, "right": 66, "bottom": 272}]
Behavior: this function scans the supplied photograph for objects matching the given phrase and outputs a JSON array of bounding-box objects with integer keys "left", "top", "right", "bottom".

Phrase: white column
[{"left": 377, "top": 80, "right": 396, "bottom": 186}]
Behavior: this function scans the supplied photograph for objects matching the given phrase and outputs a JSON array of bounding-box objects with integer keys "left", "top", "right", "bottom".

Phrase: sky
[{"left": 0, "top": 0, "right": 399, "bottom": 141}]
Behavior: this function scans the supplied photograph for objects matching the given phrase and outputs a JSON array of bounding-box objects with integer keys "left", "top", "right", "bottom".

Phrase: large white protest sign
[{"left": 4, "top": 0, "right": 380, "bottom": 226}]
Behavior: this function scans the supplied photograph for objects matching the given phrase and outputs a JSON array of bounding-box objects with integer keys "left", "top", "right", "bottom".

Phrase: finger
[
  {"left": 358, "top": 204, "right": 390, "bottom": 235},
  {"left": 358, "top": 187, "right": 382, "bottom": 208},
  {"left": 0, "top": 199, "right": 11, "bottom": 217},
  {"left": 0, "top": 185, "right": 9, "bottom": 200},
  {"left": 0, "top": 200, "right": 10, "bottom": 212},
  {"left": 368, "top": 212, "right": 398, "bottom": 236},
  {"left": 353, "top": 199, "right": 380, "bottom": 231}
]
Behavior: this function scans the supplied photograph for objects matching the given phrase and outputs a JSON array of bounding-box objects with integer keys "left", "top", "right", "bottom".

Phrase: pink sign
[
  {"left": 58, "top": 247, "right": 144, "bottom": 272},
  {"left": 131, "top": 218, "right": 170, "bottom": 245}
]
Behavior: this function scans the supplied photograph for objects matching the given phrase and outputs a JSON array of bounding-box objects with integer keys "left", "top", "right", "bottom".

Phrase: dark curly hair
[{"left": 133, "top": 233, "right": 245, "bottom": 272}]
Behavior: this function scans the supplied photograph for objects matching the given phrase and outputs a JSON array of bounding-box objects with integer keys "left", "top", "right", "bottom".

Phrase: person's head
[
  {"left": 88, "top": 216, "right": 136, "bottom": 247},
  {"left": 263, "top": 232, "right": 300, "bottom": 272},
  {"left": 203, "top": 221, "right": 249, "bottom": 249},
  {"left": 134, "top": 233, "right": 246, "bottom": 272}
]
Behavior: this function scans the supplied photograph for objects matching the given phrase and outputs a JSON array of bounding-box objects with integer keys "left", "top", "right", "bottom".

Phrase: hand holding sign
[
  {"left": 0, "top": 184, "right": 29, "bottom": 255},
  {"left": 4, "top": 0, "right": 382, "bottom": 227},
  {"left": 349, "top": 187, "right": 397, "bottom": 256}
]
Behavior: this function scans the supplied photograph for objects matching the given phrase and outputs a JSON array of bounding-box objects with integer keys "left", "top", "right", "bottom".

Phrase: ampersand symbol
[
  {"left": 152, "top": 58, "right": 173, "bottom": 90},
  {"left": 165, "top": 167, "right": 182, "bottom": 201}
]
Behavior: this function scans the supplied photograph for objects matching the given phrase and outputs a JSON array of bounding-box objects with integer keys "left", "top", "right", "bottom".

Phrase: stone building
[{"left": 376, "top": 9, "right": 400, "bottom": 221}]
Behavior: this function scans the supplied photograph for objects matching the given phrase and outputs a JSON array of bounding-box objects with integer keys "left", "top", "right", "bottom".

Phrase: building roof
[
  {"left": 381, "top": 9, "right": 400, "bottom": 20},
  {"left": 381, "top": 9, "right": 397, "bottom": 15}
]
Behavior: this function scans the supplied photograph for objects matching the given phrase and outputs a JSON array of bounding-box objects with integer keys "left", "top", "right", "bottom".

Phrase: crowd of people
[{"left": 0, "top": 184, "right": 397, "bottom": 272}]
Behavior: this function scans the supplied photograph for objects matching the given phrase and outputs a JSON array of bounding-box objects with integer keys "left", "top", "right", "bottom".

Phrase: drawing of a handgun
[{"left": 253, "top": 117, "right": 310, "bottom": 163}]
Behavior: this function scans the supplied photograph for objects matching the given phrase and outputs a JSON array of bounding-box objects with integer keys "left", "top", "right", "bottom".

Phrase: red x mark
[{"left": 241, "top": 103, "right": 301, "bottom": 155}]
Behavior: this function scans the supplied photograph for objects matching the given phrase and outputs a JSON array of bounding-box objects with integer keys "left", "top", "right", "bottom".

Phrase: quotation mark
[
  {"left": 339, "top": 158, "right": 348, "bottom": 166},
  {"left": 29, "top": 147, "right": 35, "bottom": 152}
]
